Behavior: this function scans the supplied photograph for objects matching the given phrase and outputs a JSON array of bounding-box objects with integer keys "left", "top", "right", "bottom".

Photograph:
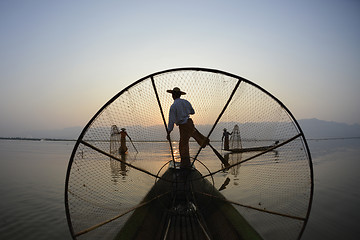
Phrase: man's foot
[{"left": 180, "top": 157, "right": 191, "bottom": 169}]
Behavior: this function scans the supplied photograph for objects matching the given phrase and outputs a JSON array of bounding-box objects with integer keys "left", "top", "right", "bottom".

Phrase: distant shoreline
[
  {"left": 0, "top": 137, "right": 76, "bottom": 142},
  {"left": 1, "top": 136, "right": 359, "bottom": 143}
]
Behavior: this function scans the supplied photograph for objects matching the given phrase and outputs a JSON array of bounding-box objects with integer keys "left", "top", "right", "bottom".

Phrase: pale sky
[{"left": 0, "top": 0, "right": 359, "bottom": 137}]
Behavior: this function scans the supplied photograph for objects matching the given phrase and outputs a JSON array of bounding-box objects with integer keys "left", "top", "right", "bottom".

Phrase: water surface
[{"left": 0, "top": 139, "right": 359, "bottom": 239}]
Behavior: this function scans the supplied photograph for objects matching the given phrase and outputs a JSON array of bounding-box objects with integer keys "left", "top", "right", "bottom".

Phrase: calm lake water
[{"left": 0, "top": 138, "right": 359, "bottom": 239}]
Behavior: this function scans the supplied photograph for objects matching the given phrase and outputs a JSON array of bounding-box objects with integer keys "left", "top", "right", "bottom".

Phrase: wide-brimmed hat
[{"left": 166, "top": 87, "right": 186, "bottom": 95}]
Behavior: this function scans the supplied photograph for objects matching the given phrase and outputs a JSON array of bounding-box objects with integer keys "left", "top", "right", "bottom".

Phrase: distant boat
[
  {"left": 223, "top": 124, "right": 280, "bottom": 153},
  {"left": 226, "top": 141, "right": 280, "bottom": 153}
]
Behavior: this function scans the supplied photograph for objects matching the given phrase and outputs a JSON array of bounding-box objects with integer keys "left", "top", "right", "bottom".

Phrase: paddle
[
  {"left": 219, "top": 177, "right": 230, "bottom": 191},
  {"left": 208, "top": 143, "right": 230, "bottom": 168},
  {"left": 126, "top": 134, "right": 138, "bottom": 153}
]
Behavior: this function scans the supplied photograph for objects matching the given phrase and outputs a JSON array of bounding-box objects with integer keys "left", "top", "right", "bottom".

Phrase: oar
[
  {"left": 208, "top": 143, "right": 230, "bottom": 168},
  {"left": 127, "top": 134, "right": 138, "bottom": 153},
  {"left": 219, "top": 177, "right": 230, "bottom": 191}
]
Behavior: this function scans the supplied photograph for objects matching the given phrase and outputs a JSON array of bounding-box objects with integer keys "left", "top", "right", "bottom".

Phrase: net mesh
[
  {"left": 65, "top": 68, "right": 313, "bottom": 240},
  {"left": 229, "top": 124, "right": 242, "bottom": 150}
]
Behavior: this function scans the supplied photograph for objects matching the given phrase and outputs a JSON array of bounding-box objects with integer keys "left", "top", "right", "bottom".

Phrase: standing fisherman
[
  {"left": 166, "top": 87, "right": 209, "bottom": 169},
  {"left": 119, "top": 128, "right": 128, "bottom": 154},
  {"left": 222, "top": 128, "right": 232, "bottom": 150}
]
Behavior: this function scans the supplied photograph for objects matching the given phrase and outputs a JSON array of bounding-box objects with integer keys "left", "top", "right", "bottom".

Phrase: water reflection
[
  {"left": 224, "top": 152, "right": 242, "bottom": 176},
  {"left": 219, "top": 149, "right": 280, "bottom": 189},
  {"left": 110, "top": 154, "right": 128, "bottom": 183}
]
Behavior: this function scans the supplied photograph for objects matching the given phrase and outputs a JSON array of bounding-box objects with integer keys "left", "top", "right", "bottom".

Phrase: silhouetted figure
[
  {"left": 222, "top": 128, "right": 232, "bottom": 150},
  {"left": 119, "top": 128, "right": 128, "bottom": 154},
  {"left": 167, "top": 87, "right": 209, "bottom": 169}
]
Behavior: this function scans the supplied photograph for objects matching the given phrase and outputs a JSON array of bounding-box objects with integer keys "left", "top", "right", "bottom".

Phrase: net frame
[{"left": 65, "top": 67, "right": 314, "bottom": 240}]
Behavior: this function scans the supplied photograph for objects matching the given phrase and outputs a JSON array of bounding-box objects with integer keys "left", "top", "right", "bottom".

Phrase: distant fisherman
[
  {"left": 166, "top": 87, "right": 209, "bottom": 169},
  {"left": 119, "top": 128, "right": 128, "bottom": 154},
  {"left": 222, "top": 128, "right": 232, "bottom": 150}
]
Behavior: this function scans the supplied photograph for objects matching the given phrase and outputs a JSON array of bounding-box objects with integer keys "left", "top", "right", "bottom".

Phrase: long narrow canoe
[
  {"left": 227, "top": 145, "right": 274, "bottom": 153},
  {"left": 115, "top": 167, "right": 263, "bottom": 240}
]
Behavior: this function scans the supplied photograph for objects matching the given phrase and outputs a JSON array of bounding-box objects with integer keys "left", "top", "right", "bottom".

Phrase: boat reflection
[
  {"left": 223, "top": 152, "right": 242, "bottom": 187},
  {"left": 221, "top": 149, "right": 280, "bottom": 186}
]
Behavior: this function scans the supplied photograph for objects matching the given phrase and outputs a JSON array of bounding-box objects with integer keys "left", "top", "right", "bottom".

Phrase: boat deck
[{"left": 115, "top": 168, "right": 263, "bottom": 240}]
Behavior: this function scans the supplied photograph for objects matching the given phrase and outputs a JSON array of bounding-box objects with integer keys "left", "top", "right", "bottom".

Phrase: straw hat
[{"left": 166, "top": 87, "right": 186, "bottom": 95}]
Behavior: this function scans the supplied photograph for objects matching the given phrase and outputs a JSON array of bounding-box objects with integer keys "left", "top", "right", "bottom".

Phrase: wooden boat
[
  {"left": 227, "top": 146, "right": 274, "bottom": 153},
  {"left": 115, "top": 164, "right": 263, "bottom": 240},
  {"left": 226, "top": 141, "right": 279, "bottom": 153}
]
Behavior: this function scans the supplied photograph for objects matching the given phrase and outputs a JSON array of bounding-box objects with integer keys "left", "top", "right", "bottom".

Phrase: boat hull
[{"left": 115, "top": 168, "right": 263, "bottom": 240}]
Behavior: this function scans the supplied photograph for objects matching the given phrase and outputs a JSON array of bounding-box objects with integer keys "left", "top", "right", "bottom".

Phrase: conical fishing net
[
  {"left": 65, "top": 68, "right": 313, "bottom": 240},
  {"left": 229, "top": 124, "right": 242, "bottom": 150}
]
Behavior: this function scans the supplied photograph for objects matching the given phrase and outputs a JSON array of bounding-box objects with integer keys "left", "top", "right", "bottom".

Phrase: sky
[{"left": 0, "top": 0, "right": 359, "bottom": 137}]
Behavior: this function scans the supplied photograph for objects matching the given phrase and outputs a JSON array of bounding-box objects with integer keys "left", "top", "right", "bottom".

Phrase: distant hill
[
  {"left": 18, "top": 126, "right": 83, "bottom": 140},
  {"left": 298, "top": 118, "right": 360, "bottom": 139},
  {"left": 7, "top": 118, "right": 360, "bottom": 140}
]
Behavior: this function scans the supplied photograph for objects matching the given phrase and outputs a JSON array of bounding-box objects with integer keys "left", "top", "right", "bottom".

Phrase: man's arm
[
  {"left": 187, "top": 100, "right": 195, "bottom": 115},
  {"left": 167, "top": 106, "right": 175, "bottom": 141}
]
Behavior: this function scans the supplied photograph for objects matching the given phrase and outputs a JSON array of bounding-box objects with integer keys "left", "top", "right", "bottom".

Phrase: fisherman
[
  {"left": 119, "top": 128, "right": 128, "bottom": 154},
  {"left": 166, "top": 87, "right": 209, "bottom": 169},
  {"left": 222, "top": 128, "right": 232, "bottom": 150}
]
